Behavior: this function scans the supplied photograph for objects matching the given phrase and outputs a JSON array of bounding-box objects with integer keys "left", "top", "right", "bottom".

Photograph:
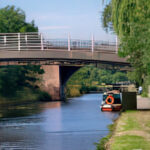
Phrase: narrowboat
[{"left": 101, "top": 90, "right": 122, "bottom": 111}]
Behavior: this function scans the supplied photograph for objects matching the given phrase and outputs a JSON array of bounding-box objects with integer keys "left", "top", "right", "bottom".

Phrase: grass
[
  {"left": 111, "top": 135, "right": 150, "bottom": 150},
  {"left": 96, "top": 124, "right": 115, "bottom": 150},
  {"left": 66, "top": 86, "right": 81, "bottom": 98},
  {"left": 117, "top": 111, "right": 141, "bottom": 132},
  {"left": 104, "top": 111, "right": 150, "bottom": 150},
  {"left": 146, "top": 121, "right": 150, "bottom": 128},
  {"left": 66, "top": 84, "right": 101, "bottom": 98}
]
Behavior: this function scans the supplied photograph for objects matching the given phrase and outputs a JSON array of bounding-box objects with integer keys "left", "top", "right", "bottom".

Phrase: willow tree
[
  {"left": 102, "top": 0, "right": 150, "bottom": 94},
  {"left": 102, "top": 2, "right": 113, "bottom": 32}
]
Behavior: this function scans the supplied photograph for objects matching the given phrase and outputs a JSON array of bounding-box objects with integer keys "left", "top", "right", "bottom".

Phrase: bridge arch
[{"left": 42, "top": 65, "right": 81, "bottom": 100}]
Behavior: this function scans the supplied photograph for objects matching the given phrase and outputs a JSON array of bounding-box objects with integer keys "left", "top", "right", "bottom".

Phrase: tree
[
  {"left": 102, "top": 2, "right": 113, "bottom": 32},
  {"left": 102, "top": 0, "right": 150, "bottom": 95},
  {"left": 67, "top": 66, "right": 128, "bottom": 86},
  {"left": 0, "top": 6, "right": 44, "bottom": 101},
  {"left": 0, "top": 65, "right": 44, "bottom": 97},
  {"left": 0, "top": 5, "right": 38, "bottom": 33},
  {"left": 112, "top": 72, "right": 128, "bottom": 84}
]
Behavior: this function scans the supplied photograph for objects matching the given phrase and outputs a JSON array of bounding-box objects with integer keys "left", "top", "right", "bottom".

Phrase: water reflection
[
  {"left": 0, "top": 103, "right": 42, "bottom": 119},
  {"left": 102, "top": 112, "right": 119, "bottom": 121},
  {"left": 40, "top": 102, "right": 61, "bottom": 110},
  {"left": 0, "top": 94, "right": 119, "bottom": 150},
  {"left": 41, "top": 102, "right": 62, "bottom": 132}
]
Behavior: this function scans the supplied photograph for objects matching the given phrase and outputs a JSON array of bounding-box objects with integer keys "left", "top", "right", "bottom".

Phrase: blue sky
[{"left": 1, "top": 0, "right": 115, "bottom": 41}]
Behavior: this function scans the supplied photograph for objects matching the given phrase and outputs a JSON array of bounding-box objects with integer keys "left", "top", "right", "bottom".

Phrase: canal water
[{"left": 0, "top": 94, "right": 119, "bottom": 150}]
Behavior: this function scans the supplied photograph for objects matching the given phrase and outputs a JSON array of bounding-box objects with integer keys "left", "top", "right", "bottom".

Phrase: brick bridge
[{"left": 0, "top": 32, "right": 130, "bottom": 100}]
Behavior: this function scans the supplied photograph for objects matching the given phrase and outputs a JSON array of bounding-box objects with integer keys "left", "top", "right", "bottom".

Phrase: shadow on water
[{"left": 0, "top": 103, "right": 42, "bottom": 119}]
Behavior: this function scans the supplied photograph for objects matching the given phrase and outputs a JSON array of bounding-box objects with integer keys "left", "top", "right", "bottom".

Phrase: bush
[
  {"left": 80, "top": 84, "right": 89, "bottom": 94},
  {"left": 89, "top": 86, "right": 98, "bottom": 91},
  {"left": 36, "top": 91, "right": 51, "bottom": 101},
  {"left": 66, "top": 87, "right": 81, "bottom": 97}
]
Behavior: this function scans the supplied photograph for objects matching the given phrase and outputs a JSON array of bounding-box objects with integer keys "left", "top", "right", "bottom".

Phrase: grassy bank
[
  {"left": 96, "top": 124, "right": 116, "bottom": 150},
  {"left": 97, "top": 111, "right": 150, "bottom": 150}
]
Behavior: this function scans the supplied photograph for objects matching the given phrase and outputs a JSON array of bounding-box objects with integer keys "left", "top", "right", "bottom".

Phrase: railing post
[
  {"left": 68, "top": 34, "right": 71, "bottom": 51},
  {"left": 4, "top": 36, "right": 6, "bottom": 46},
  {"left": 18, "top": 33, "right": 21, "bottom": 51},
  {"left": 25, "top": 34, "right": 28, "bottom": 43},
  {"left": 91, "top": 34, "right": 94, "bottom": 52},
  {"left": 41, "top": 33, "right": 44, "bottom": 50},
  {"left": 116, "top": 36, "right": 118, "bottom": 54},
  {"left": 25, "top": 34, "right": 28, "bottom": 50}
]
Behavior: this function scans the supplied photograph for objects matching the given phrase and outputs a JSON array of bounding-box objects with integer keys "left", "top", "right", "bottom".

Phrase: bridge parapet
[{"left": 0, "top": 32, "right": 118, "bottom": 53}]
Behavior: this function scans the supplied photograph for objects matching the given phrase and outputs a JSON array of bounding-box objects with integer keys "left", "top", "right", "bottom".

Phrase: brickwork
[{"left": 41, "top": 65, "right": 61, "bottom": 100}]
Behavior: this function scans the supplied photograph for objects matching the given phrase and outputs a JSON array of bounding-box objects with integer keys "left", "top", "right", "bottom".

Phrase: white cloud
[{"left": 39, "top": 26, "right": 70, "bottom": 30}]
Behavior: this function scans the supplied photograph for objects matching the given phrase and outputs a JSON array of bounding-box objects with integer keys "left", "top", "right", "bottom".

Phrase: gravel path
[{"left": 137, "top": 96, "right": 150, "bottom": 110}]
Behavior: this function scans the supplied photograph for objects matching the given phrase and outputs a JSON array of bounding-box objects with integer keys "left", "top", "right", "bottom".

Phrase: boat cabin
[{"left": 101, "top": 90, "right": 122, "bottom": 111}]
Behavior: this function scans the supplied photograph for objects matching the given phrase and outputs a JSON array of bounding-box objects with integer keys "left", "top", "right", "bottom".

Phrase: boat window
[{"left": 103, "top": 95, "right": 108, "bottom": 101}]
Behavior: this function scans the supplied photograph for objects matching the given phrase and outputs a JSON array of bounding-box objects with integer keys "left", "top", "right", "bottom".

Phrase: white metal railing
[
  {"left": 0, "top": 32, "right": 118, "bottom": 53},
  {"left": 0, "top": 32, "right": 42, "bottom": 50}
]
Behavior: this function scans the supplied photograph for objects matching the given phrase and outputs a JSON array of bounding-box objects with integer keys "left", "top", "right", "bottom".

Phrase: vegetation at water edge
[{"left": 66, "top": 66, "right": 128, "bottom": 97}]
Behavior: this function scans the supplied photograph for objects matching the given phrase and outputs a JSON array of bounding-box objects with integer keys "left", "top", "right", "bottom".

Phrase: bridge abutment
[
  {"left": 42, "top": 65, "right": 61, "bottom": 100},
  {"left": 41, "top": 65, "right": 80, "bottom": 101}
]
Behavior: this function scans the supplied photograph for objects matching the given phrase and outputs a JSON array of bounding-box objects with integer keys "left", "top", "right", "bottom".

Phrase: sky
[{"left": 0, "top": 0, "right": 115, "bottom": 41}]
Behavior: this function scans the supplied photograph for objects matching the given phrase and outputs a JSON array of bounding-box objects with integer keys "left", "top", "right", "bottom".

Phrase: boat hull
[
  {"left": 101, "top": 101, "right": 122, "bottom": 112},
  {"left": 101, "top": 107, "right": 113, "bottom": 111}
]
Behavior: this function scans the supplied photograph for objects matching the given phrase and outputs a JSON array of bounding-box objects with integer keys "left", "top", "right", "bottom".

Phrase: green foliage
[
  {"left": 102, "top": 2, "right": 113, "bottom": 32},
  {"left": 80, "top": 84, "right": 90, "bottom": 94},
  {"left": 96, "top": 124, "right": 115, "bottom": 150},
  {"left": 37, "top": 90, "right": 51, "bottom": 101},
  {"left": 66, "top": 86, "right": 81, "bottom": 97},
  {"left": 96, "top": 136, "right": 108, "bottom": 150},
  {"left": 114, "top": 0, "right": 150, "bottom": 91},
  {"left": 0, "top": 65, "right": 44, "bottom": 98},
  {"left": 66, "top": 66, "right": 128, "bottom": 97},
  {"left": 112, "top": 72, "right": 128, "bottom": 83},
  {"left": 0, "top": 5, "right": 48, "bottom": 104},
  {"left": 0, "top": 5, "right": 38, "bottom": 33},
  {"left": 102, "top": 0, "right": 150, "bottom": 94},
  {"left": 67, "top": 66, "right": 128, "bottom": 86}
]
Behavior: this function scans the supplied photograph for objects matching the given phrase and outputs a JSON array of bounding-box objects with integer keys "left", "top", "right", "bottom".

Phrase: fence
[{"left": 0, "top": 32, "right": 118, "bottom": 53}]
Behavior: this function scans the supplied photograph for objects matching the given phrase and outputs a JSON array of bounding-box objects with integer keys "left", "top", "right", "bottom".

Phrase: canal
[{"left": 0, "top": 94, "right": 119, "bottom": 150}]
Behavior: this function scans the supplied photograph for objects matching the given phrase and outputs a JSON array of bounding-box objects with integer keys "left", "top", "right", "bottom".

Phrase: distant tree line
[
  {"left": 67, "top": 66, "right": 128, "bottom": 85},
  {"left": 66, "top": 66, "right": 128, "bottom": 97}
]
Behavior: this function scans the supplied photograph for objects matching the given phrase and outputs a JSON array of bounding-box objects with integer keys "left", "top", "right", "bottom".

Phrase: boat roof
[{"left": 105, "top": 90, "right": 120, "bottom": 95}]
